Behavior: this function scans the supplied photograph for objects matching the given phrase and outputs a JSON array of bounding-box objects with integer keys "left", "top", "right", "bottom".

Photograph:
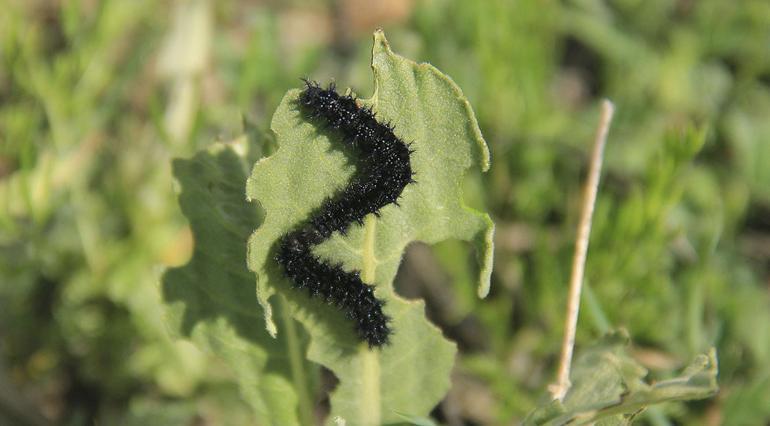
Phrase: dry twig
[{"left": 549, "top": 100, "right": 615, "bottom": 401}]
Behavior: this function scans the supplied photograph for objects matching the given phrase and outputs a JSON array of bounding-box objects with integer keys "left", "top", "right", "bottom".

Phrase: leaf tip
[{"left": 371, "top": 29, "right": 394, "bottom": 71}]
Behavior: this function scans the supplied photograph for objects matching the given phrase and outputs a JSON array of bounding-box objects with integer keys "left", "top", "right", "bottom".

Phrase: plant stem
[
  {"left": 280, "top": 297, "right": 314, "bottom": 426},
  {"left": 549, "top": 99, "right": 615, "bottom": 401},
  {"left": 359, "top": 214, "right": 381, "bottom": 425}
]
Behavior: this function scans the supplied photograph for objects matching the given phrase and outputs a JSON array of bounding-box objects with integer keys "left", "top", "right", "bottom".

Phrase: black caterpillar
[{"left": 275, "top": 80, "right": 415, "bottom": 347}]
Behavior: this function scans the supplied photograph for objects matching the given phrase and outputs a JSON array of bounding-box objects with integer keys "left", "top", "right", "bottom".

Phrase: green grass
[{"left": 1, "top": 0, "right": 769, "bottom": 424}]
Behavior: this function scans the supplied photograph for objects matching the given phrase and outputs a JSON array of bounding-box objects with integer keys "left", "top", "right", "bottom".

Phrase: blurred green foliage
[{"left": 1, "top": 0, "right": 769, "bottom": 424}]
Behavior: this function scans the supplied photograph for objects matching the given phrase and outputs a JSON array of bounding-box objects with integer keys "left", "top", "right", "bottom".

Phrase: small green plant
[{"left": 163, "top": 30, "right": 716, "bottom": 425}]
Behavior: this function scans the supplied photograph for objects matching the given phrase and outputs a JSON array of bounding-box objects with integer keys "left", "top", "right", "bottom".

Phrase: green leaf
[
  {"left": 162, "top": 137, "right": 317, "bottom": 426},
  {"left": 525, "top": 331, "right": 718, "bottom": 425},
  {"left": 246, "top": 30, "right": 494, "bottom": 424}
]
